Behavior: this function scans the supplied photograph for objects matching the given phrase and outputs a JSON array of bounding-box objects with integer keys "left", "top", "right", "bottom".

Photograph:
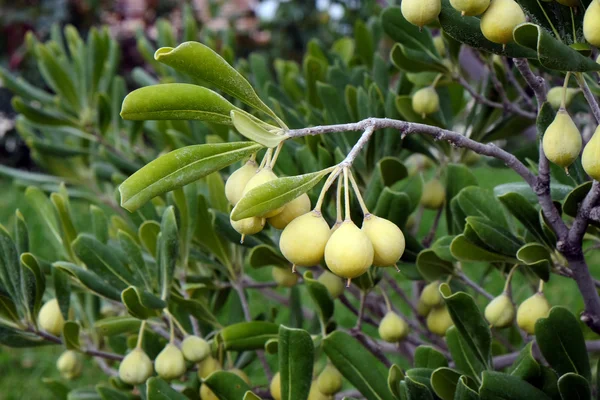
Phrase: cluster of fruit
[{"left": 270, "top": 365, "right": 344, "bottom": 400}]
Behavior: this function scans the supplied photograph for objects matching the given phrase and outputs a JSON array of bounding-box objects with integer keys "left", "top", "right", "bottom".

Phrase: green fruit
[
  {"left": 225, "top": 160, "right": 257, "bottom": 206},
  {"left": 547, "top": 87, "right": 579, "bottom": 109},
  {"left": 272, "top": 267, "right": 299, "bottom": 287},
  {"left": 405, "top": 154, "right": 433, "bottom": 176},
  {"left": 582, "top": 126, "right": 600, "bottom": 180},
  {"left": 484, "top": 293, "right": 515, "bottom": 328},
  {"left": 412, "top": 87, "right": 440, "bottom": 118},
  {"left": 242, "top": 167, "right": 283, "bottom": 218},
  {"left": 324, "top": 220, "right": 374, "bottom": 281},
  {"left": 463, "top": 150, "right": 481, "bottom": 165},
  {"left": 181, "top": 335, "right": 211, "bottom": 363},
  {"left": 38, "top": 298, "right": 65, "bottom": 336},
  {"left": 421, "top": 281, "right": 443, "bottom": 307},
  {"left": 480, "top": 0, "right": 526, "bottom": 44},
  {"left": 516, "top": 292, "right": 551, "bottom": 335},
  {"left": 433, "top": 36, "right": 446, "bottom": 57},
  {"left": 401, "top": 0, "right": 442, "bottom": 27},
  {"left": 308, "top": 381, "right": 330, "bottom": 400},
  {"left": 318, "top": 270, "right": 345, "bottom": 299},
  {"left": 450, "top": 0, "right": 490, "bottom": 16},
  {"left": 420, "top": 179, "right": 445, "bottom": 209},
  {"left": 200, "top": 384, "right": 218, "bottom": 400},
  {"left": 317, "top": 364, "right": 343, "bottom": 395},
  {"left": 584, "top": 0, "right": 600, "bottom": 47},
  {"left": 417, "top": 299, "right": 432, "bottom": 317},
  {"left": 269, "top": 193, "right": 311, "bottom": 230},
  {"left": 280, "top": 211, "right": 331, "bottom": 267},
  {"left": 230, "top": 213, "right": 265, "bottom": 237},
  {"left": 362, "top": 215, "right": 406, "bottom": 267},
  {"left": 119, "top": 348, "right": 153, "bottom": 385},
  {"left": 56, "top": 350, "right": 83, "bottom": 380},
  {"left": 427, "top": 306, "right": 454, "bottom": 336},
  {"left": 270, "top": 372, "right": 282, "bottom": 400},
  {"left": 155, "top": 343, "right": 187, "bottom": 381},
  {"left": 542, "top": 109, "right": 582, "bottom": 169},
  {"left": 197, "top": 356, "right": 222, "bottom": 379},
  {"left": 378, "top": 311, "right": 410, "bottom": 342}
]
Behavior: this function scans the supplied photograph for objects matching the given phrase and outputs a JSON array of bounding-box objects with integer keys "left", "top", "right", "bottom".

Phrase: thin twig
[
  {"left": 576, "top": 73, "right": 600, "bottom": 124},
  {"left": 457, "top": 271, "right": 494, "bottom": 301},
  {"left": 422, "top": 207, "right": 443, "bottom": 247}
]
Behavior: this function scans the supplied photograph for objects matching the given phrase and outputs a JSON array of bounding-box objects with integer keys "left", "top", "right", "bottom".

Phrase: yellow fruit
[
  {"left": 200, "top": 385, "right": 218, "bottom": 400},
  {"left": 547, "top": 87, "right": 579, "bottom": 110},
  {"left": 272, "top": 267, "right": 299, "bottom": 287},
  {"left": 119, "top": 348, "right": 153, "bottom": 385},
  {"left": 269, "top": 193, "right": 311, "bottom": 230},
  {"left": 318, "top": 270, "right": 345, "bottom": 299},
  {"left": 450, "top": 0, "right": 490, "bottom": 16},
  {"left": 420, "top": 179, "right": 445, "bottom": 209},
  {"left": 229, "top": 368, "right": 251, "bottom": 384},
  {"left": 38, "top": 298, "right": 65, "bottom": 336},
  {"left": 155, "top": 343, "right": 187, "bottom": 381},
  {"left": 582, "top": 126, "right": 600, "bottom": 180},
  {"left": 280, "top": 211, "right": 331, "bottom": 267},
  {"left": 362, "top": 215, "right": 406, "bottom": 267},
  {"left": 181, "top": 335, "right": 211, "bottom": 363},
  {"left": 317, "top": 364, "right": 343, "bottom": 395},
  {"left": 378, "top": 311, "right": 410, "bottom": 342},
  {"left": 480, "top": 0, "right": 526, "bottom": 44},
  {"left": 308, "top": 381, "right": 330, "bottom": 400},
  {"left": 270, "top": 372, "right": 282, "bottom": 400},
  {"left": 427, "top": 306, "right": 454, "bottom": 336},
  {"left": 584, "top": 0, "right": 600, "bottom": 46},
  {"left": 324, "top": 221, "right": 374, "bottom": 280},
  {"left": 516, "top": 292, "right": 551, "bottom": 335},
  {"left": 230, "top": 214, "right": 265, "bottom": 236},
  {"left": 433, "top": 36, "right": 446, "bottom": 57},
  {"left": 417, "top": 299, "right": 432, "bottom": 317},
  {"left": 197, "top": 356, "right": 222, "bottom": 379},
  {"left": 225, "top": 161, "right": 257, "bottom": 206},
  {"left": 484, "top": 293, "right": 515, "bottom": 329},
  {"left": 405, "top": 154, "right": 433, "bottom": 176},
  {"left": 420, "top": 281, "right": 443, "bottom": 307},
  {"left": 412, "top": 87, "right": 440, "bottom": 118},
  {"left": 242, "top": 167, "right": 283, "bottom": 217},
  {"left": 542, "top": 109, "right": 582, "bottom": 169},
  {"left": 401, "top": 0, "right": 442, "bottom": 27},
  {"left": 56, "top": 350, "right": 82, "bottom": 380}
]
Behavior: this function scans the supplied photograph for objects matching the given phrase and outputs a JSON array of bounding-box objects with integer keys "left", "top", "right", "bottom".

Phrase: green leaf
[
  {"left": 0, "top": 224, "right": 24, "bottom": 315},
  {"left": 96, "top": 385, "right": 136, "bottom": 400},
  {"left": 61, "top": 321, "right": 80, "bottom": 350},
  {"left": 218, "top": 321, "right": 279, "bottom": 351},
  {"left": 494, "top": 182, "right": 572, "bottom": 204},
  {"left": 388, "top": 364, "right": 404, "bottom": 399},
  {"left": 390, "top": 44, "right": 448, "bottom": 73},
  {"left": 146, "top": 377, "right": 188, "bottom": 400},
  {"left": 121, "top": 84, "right": 238, "bottom": 125},
  {"left": 451, "top": 235, "right": 514, "bottom": 263},
  {"left": 20, "top": 253, "right": 45, "bottom": 323},
  {"left": 24, "top": 187, "right": 64, "bottom": 258},
  {"left": 247, "top": 245, "right": 288, "bottom": 268},
  {"left": 121, "top": 286, "right": 164, "bottom": 319},
  {"left": 53, "top": 262, "right": 122, "bottom": 301},
  {"left": 416, "top": 250, "right": 454, "bottom": 282},
  {"left": 431, "top": 367, "right": 462, "bottom": 400},
  {"left": 11, "top": 97, "right": 74, "bottom": 127},
  {"left": 42, "top": 378, "right": 70, "bottom": 400},
  {"left": 303, "top": 271, "right": 334, "bottom": 324},
  {"left": 170, "top": 294, "right": 221, "bottom": 328},
  {"left": 194, "top": 196, "right": 230, "bottom": 266},
  {"left": 0, "top": 324, "right": 48, "bottom": 347},
  {"left": 244, "top": 392, "right": 262, "bottom": 400},
  {"left": 509, "top": 342, "right": 540, "bottom": 382},
  {"left": 231, "top": 169, "right": 332, "bottom": 221},
  {"left": 455, "top": 187, "right": 509, "bottom": 229},
  {"left": 465, "top": 217, "right": 523, "bottom": 257},
  {"left": 231, "top": 110, "right": 287, "bottom": 148},
  {"left": 454, "top": 376, "right": 479, "bottom": 400},
  {"left": 279, "top": 326, "right": 314, "bottom": 400},
  {"left": 414, "top": 346, "right": 449, "bottom": 369},
  {"left": 516, "top": 243, "right": 551, "bottom": 282},
  {"left": 354, "top": 20, "right": 374, "bottom": 67},
  {"left": 36, "top": 43, "right": 80, "bottom": 112},
  {"left": 118, "top": 231, "right": 152, "bottom": 292},
  {"left": 94, "top": 316, "right": 142, "bottom": 336},
  {"left": 557, "top": 373, "right": 591, "bottom": 400},
  {"left": 445, "top": 164, "right": 478, "bottom": 235},
  {"left": 139, "top": 221, "right": 160, "bottom": 259},
  {"left": 498, "top": 192, "right": 551, "bottom": 246},
  {"left": 0, "top": 66, "right": 55, "bottom": 104},
  {"left": 479, "top": 371, "right": 551, "bottom": 400},
  {"left": 405, "top": 376, "right": 434, "bottom": 399},
  {"left": 203, "top": 373, "right": 253, "bottom": 400},
  {"left": 563, "top": 182, "right": 592, "bottom": 218},
  {"left": 90, "top": 206, "right": 109, "bottom": 244},
  {"left": 158, "top": 207, "right": 178, "bottom": 301},
  {"left": 380, "top": 7, "right": 438, "bottom": 55},
  {"left": 51, "top": 267, "right": 70, "bottom": 321}
]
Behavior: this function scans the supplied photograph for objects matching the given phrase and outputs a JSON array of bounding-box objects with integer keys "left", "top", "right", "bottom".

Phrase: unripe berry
[
  {"left": 547, "top": 87, "right": 579, "bottom": 110},
  {"left": 229, "top": 368, "right": 251, "bottom": 384},
  {"left": 361, "top": 215, "right": 405, "bottom": 267},
  {"left": 324, "top": 221, "right": 374, "bottom": 281},
  {"left": 450, "top": 0, "right": 490, "bottom": 16},
  {"left": 516, "top": 292, "right": 551, "bottom": 335},
  {"left": 230, "top": 214, "right": 265, "bottom": 236},
  {"left": 225, "top": 160, "right": 257, "bottom": 206},
  {"left": 405, "top": 154, "right": 433, "bottom": 176},
  {"left": 280, "top": 211, "right": 331, "bottom": 267},
  {"left": 427, "top": 306, "right": 454, "bottom": 336},
  {"left": 272, "top": 267, "right": 299, "bottom": 287},
  {"left": 242, "top": 167, "right": 283, "bottom": 218},
  {"left": 197, "top": 356, "right": 222, "bottom": 379},
  {"left": 433, "top": 36, "right": 446, "bottom": 58},
  {"left": 420, "top": 281, "right": 443, "bottom": 307},
  {"left": 582, "top": 126, "right": 600, "bottom": 181},
  {"left": 200, "top": 384, "right": 218, "bottom": 400},
  {"left": 56, "top": 350, "right": 83, "bottom": 380},
  {"left": 585, "top": 1, "right": 600, "bottom": 48},
  {"left": 542, "top": 109, "right": 582, "bottom": 169},
  {"left": 318, "top": 270, "right": 345, "bottom": 299},
  {"left": 154, "top": 344, "right": 187, "bottom": 381},
  {"left": 417, "top": 299, "right": 432, "bottom": 317},
  {"left": 412, "top": 87, "right": 440, "bottom": 118},
  {"left": 480, "top": 0, "right": 526, "bottom": 44},
  {"left": 401, "top": 0, "right": 442, "bottom": 28},
  {"left": 378, "top": 311, "right": 410, "bottom": 342},
  {"left": 119, "top": 348, "right": 153, "bottom": 385},
  {"left": 484, "top": 293, "right": 515, "bottom": 329},
  {"left": 317, "top": 364, "right": 343, "bottom": 395},
  {"left": 38, "top": 298, "right": 65, "bottom": 336},
  {"left": 181, "top": 335, "right": 211, "bottom": 363},
  {"left": 308, "top": 381, "right": 330, "bottom": 400},
  {"left": 270, "top": 372, "right": 282, "bottom": 400},
  {"left": 269, "top": 193, "right": 311, "bottom": 230},
  {"left": 420, "top": 179, "right": 445, "bottom": 209}
]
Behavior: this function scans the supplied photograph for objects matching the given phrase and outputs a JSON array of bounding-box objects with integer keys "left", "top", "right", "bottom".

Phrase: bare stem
[{"left": 576, "top": 73, "right": 600, "bottom": 124}]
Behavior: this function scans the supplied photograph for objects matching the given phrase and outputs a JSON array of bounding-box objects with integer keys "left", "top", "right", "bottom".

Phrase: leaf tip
[{"left": 154, "top": 47, "right": 174, "bottom": 61}]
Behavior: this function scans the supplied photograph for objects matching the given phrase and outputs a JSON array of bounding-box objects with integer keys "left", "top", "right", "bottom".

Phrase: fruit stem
[
  {"left": 348, "top": 169, "right": 370, "bottom": 215},
  {"left": 561, "top": 72, "right": 572, "bottom": 109},
  {"left": 503, "top": 264, "right": 519, "bottom": 294},
  {"left": 538, "top": 280, "right": 545, "bottom": 294},
  {"left": 168, "top": 310, "right": 175, "bottom": 344},
  {"left": 269, "top": 142, "right": 284, "bottom": 169},
  {"left": 166, "top": 309, "right": 189, "bottom": 336},
  {"left": 315, "top": 167, "right": 341, "bottom": 212},
  {"left": 135, "top": 320, "right": 147, "bottom": 349},
  {"left": 249, "top": 153, "right": 257, "bottom": 162},
  {"left": 379, "top": 287, "right": 392, "bottom": 313},
  {"left": 343, "top": 167, "right": 351, "bottom": 221},
  {"left": 335, "top": 177, "right": 343, "bottom": 224},
  {"left": 431, "top": 73, "right": 443, "bottom": 89},
  {"left": 259, "top": 148, "right": 273, "bottom": 170}
]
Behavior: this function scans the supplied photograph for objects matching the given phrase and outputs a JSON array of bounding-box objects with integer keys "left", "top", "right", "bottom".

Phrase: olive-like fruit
[
  {"left": 324, "top": 221, "right": 374, "bottom": 281},
  {"left": 401, "top": 0, "right": 442, "bottom": 28},
  {"left": 280, "top": 211, "right": 331, "bottom": 267},
  {"left": 582, "top": 126, "right": 600, "bottom": 181},
  {"left": 484, "top": 293, "right": 515, "bottom": 329},
  {"left": 317, "top": 364, "right": 343, "bottom": 395},
  {"left": 427, "top": 306, "right": 454, "bottom": 336},
  {"left": 542, "top": 109, "right": 582, "bottom": 170},
  {"left": 405, "top": 154, "right": 434, "bottom": 176},
  {"left": 546, "top": 87, "right": 579, "bottom": 110},
  {"left": 450, "top": 0, "right": 490, "bottom": 16},
  {"left": 230, "top": 213, "right": 265, "bottom": 238},
  {"left": 480, "top": 0, "right": 526, "bottom": 44},
  {"left": 38, "top": 298, "right": 65, "bottom": 336},
  {"left": 197, "top": 356, "right": 222, "bottom": 379},
  {"left": 272, "top": 267, "right": 299, "bottom": 287},
  {"left": 308, "top": 381, "right": 330, "bottom": 400},
  {"left": 269, "top": 193, "right": 311, "bottom": 230},
  {"left": 225, "top": 160, "right": 257, "bottom": 206},
  {"left": 412, "top": 87, "right": 440, "bottom": 118},
  {"left": 242, "top": 167, "right": 283, "bottom": 218},
  {"left": 584, "top": 0, "right": 600, "bottom": 47},
  {"left": 433, "top": 36, "right": 446, "bottom": 57},
  {"left": 181, "top": 335, "right": 211, "bottom": 363},
  {"left": 516, "top": 292, "right": 551, "bottom": 335},
  {"left": 200, "top": 384, "right": 218, "bottom": 400},
  {"left": 318, "top": 270, "right": 345, "bottom": 299},
  {"left": 420, "top": 281, "right": 443, "bottom": 307},
  {"left": 119, "top": 348, "right": 153, "bottom": 385},
  {"left": 270, "top": 372, "right": 282, "bottom": 400},
  {"left": 155, "top": 343, "right": 187, "bottom": 381},
  {"left": 417, "top": 299, "right": 432, "bottom": 317},
  {"left": 378, "top": 311, "right": 410, "bottom": 342},
  {"left": 362, "top": 215, "right": 406, "bottom": 267},
  {"left": 420, "top": 179, "right": 446, "bottom": 209},
  {"left": 56, "top": 350, "right": 83, "bottom": 380}
]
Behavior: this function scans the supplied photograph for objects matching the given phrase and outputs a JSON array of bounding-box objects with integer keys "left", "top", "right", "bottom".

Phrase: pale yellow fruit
[
  {"left": 242, "top": 167, "right": 283, "bottom": 217},
  {"left": 200, "top": 385, "right": 218, "bottom": 400},
  {"left": 56, "top": 350, "right": 82, "bottom": 380},
  {"left": 421, "top": 281, "right": 443, "bottom": 307},
  {"left": 272, "top": 267, "right": 299, "bottom": 287},
  {"left": 542, "top": 109, "right": 582, "bottom": 169},
  {"left": 405, "top": 154, "right": 433, "bottom": 176},
  {"left": 362, "top": 215, "right": 406, "bottom": 267},
  {"left": 230, "top": 368, "right": 251, "bottom": 384},
  {"left": 433, "top": 36, "right": 446, "bottom": 57},
  {"left": 308, "top": 381, "right": 330, "bottom": 400},
  {"left": 270, "top": 372, "right": 282, "bottom": 400},
  {"left": 417, "top": 299, "right": 432, "bottom": 317},
  {"left": 401, "top": 0, "right": 442, "bottom": 27},
  {"left": 280, "top": 211, "right": 331, "bottom": 267},
  {"left": 516, "top": 292, "right": 551, "bottom": 335},
  {"left": 324, "top": 221, "right": 374, "bottom": 280},
  {"left": 197, "top": 356, "right": 222, "bottom": 379},
  {"left": 584, "top": 0, "right": 600, "bottom": 47},
  {"left": 181, "top": 335, "right": 211, "bottom": 363},
  {"left": 378, "top": 311, "right": 410, "bottom": 342},
  {"left": 412, "top": 87, "right": 440, "bottom": 118},
  {"left": 155, "top": 343, "right": 187, "bottom": 381},
  {"left": 484, "top": 293, "right": 515, "bottom": 329},
  {"left": 318, "top": 270, "right": 345, "bottom": 299},
  {"left": 480, "top": 0, "right": 526, "bottom": 44},
  {"left": 420, "top": 179, "right": 445, "bottom": 209},
  {"left": 317, "top": 364, "right": 343, "bottom": 395},
  {"left": 38, "top": 298, "right": 65, "bottom": 336},
  {"left": 427, "top": 306, "right": 454, "bottom": 336},
  {"left": 450, "top": 0, "right": 490, "bottom": 16},
  {"left": 547, "top": 87, "right": 579, "bottom": 110},
  {"left": 230, "top": 214, "right": 265, "bottom": 236},
  {"left": 225, "top": 161, "right": 257, "bottom": 206},
  {"left": 119, "top": 348, "right": 153, "bottom": 385},
  {"left": 582, "top": 126, "right": 600, "bottom": 180},
  {"left": 269, "top": 193, "right": 311, "bottom": 230}
]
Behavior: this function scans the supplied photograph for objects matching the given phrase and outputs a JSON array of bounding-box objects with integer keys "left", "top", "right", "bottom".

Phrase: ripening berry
[
  {"left": 480, "top": 0, "right": 526, "bottom": 44},
  {"left": 405, "top": 154, "right": 434, "bottom": 176},
  {"left": 280, "top": 211, "right": 331, "bottom": 267},
  {"left": 318, "top": 270, "right": 345, "bottom": 299},
  {"left": 225, "top": 160, "right": 257, "bottom": 206},
  {"left": 420, "top": 281, "right": 443, "bottom": 307},
  {"left": 401, "top": 0, "right": 442, "bottom": 28},
  {"left": 200, "top": 384, "right": 218, "bottom": 400},
  {"left": 324, "top": 221, "right": 374, "bottom": 281},
  {"left": 420, "top": 179, "right": 445, "bottom": 209},
  {"left": 269, "top": 193, "right": 311, "bottom": 230},
  {"left": 484, "top": 293, "right": 515, "bottom": 329},
  {"left": 119, "top": 348, "right": 153, "bottom": 385},
  {"left": 317, "top": 364, "right": 343, "bottom": 395},
  {"left": 433, "top": 36, "right": 446, "bottom": 57},
  {"left": 270, "top": 372, "right": 282, "bottom": 400},
  {"left": 412, "top": 87, "right": 440, "bottom": 118},
  {"left": 272, "top": 267, "right": 299, "bottom": 287},
  {"left": 181, "top": 335, "right": 211, "bottom": 363},
  {"left": 582, "top": 126, "right": 600, "bottom": 181},
  {"left": 361, "top": 215, "right": 406, "bottom": 267},
  {"left": 417, "top": 299, "right": 432, "bottom": 317},
  {"left": 547, "top": 87, "right": 579, "bottom": 110},
  {"left": 584, "top": 0, "right": 600, "bottom": 47},
  {"left": 56, "top": 350, "right": 83, "bottom": 380},
  {"left": 450, "top": 0, "right": 490, "bottom": 16},
  {"left": 427, "top": 306, "right": 454, "bottom": 336},
  {"left": 308, "top": 381, "right": 330, "bottom": 400},
  {"left": 378, "top": 311, "right": 410, "bottom": 342},
  {"left": 155, "top": 343, "right": 187, "bottom": 381},
  {"left": 38, "top": 298, "right": 65, "bottom": 336},
  {"left": 197, "top": 356, "right": 222, "bottom": 379},
  {"left": 242, "top": 167, "right": 283, "bottom": 218},
  {"left": 516, "top": 292, "right": 551, "bottom": 335},
  {"left": 542, "top": 109, "right": 582, "bottom": 169},
  {"left": 230, "top": 213, "right": 265, "bottom": 237},
  {"left": 230, "top": 368, "right": 251, "bottom": 384}
]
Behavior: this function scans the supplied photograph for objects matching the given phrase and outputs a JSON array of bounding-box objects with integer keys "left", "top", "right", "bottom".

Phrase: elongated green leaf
[
  {"left": 405, "top": 376, "right": 434, "bottom": 399},
  {"left": 61, "top": 321, "right": 80, "bottom": 350},
  {"left": 494, "top": 182, "right": 572, "bottom": 203},
  {"left": 0, "top": 325, "right": 49, "bottom": 347},
  {"left": 218, "top": 321, "right": 279, "bottom": 351},
  {"left": 465, "top": 217, "right": 522, "bottom": 257},
  {"left": 53, "top": 262, "right": 122, "bottom": 301},
  {"left": 380, "top": 7, "right": 439, "bottom": 55},
  {"left": 0, "top": 225, "right": 24, "bottom": 315},
  {"left": 247, "top": 245, "right": 287, "bottom": 268},
  {"left": 455, "top": 187, "right": 508, "bottom": 229},
  {"left": 12, "top": 97, "right": 75, "bottom": 127},
  {"left": 391, "top": 44, "right": 448, "bottom": 73},
  {"left": 243, "top": 392, "right": 262, "bottom": 400},
  {"left": 450, "top": 235, "right": 515, "bottom": 263},
  {"left": 139, "top": 221, "right": 160, "bottom": 259},
  {"left": 36, "top": 43, "right": 80, "bottom": 112},
  {"left": 94, "top": 316, "right": 142, "bottom": 336},
  {"left": 279, "top": 326, "right": 314, "bottom": 400},
  {"left": 119, "top": 142, "right": 262, "bottom": 212},
  {"left": 20, "top": 253, "right": 45, "bottom": 323},
  {"left": 158, "top": 207, "right": 178, "bottom": 301},
  {"left": 516, "top": 243, "right": 551, "bottom": 282},
  {"left": 118, "top": 231, "right": 152, "bottom": 292},
  {"left": 146, "top": 377, "right": 188, "bottom": 400},
  {"left": 42, "top": 378, "right": 70, "bottom": 400},
  {"left": 557, "top": 372, "right": 590, "bottom": 400},
  {"left": 90, "top": 206, "right": 109, "bottom": 244},
  {"left": 498, "top": 192, "right": 551, "bottom": 246},
  {"left": 231, "top": 110, "right": 287, "bottom": 148},
  {"left": 416, "top": 250, "right": 454, "bottom": 281},
  {"left": 431, "top": 368, "right": 462, "bottom": 400},
  {"left": 121, "top": 286, "right": 164, "bottom": 319},
  {"left": 0, "top": 66, "right": 55, "bottom": 104},
  {"left": 454, "top": 376, "right": 479, "bottom": 400},
  {"left": 509, "top": 342, "right": 540, "bottom": 382},
  {"left": 194, "top": 196, "right": 230, "bottom": 266},
  {"left": 414, "top": 346, "right": 448, "bottom": 369},
  {"left": 480, "top": 371, "right": 551, "bottom": 400},
  {"left": 303, "top": 271, "right": 334, "bottom": 324},
  {"left": 25, "top": 187, "right": 64, "bottom": 257},
  {"left": 388, "top": 364, "right": 404, "bottom": 399},
  {"left": 170, "top": 294, "right": 221, "bottom": 328},
  {"left": 445, "top": 164, "right": 478, "bottom": 234},
  {"left": 204, "top": 371, "right": 253, "bottom": 400}
]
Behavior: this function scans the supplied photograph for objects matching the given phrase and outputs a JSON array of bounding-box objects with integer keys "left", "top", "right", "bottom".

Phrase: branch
[
  {"left": 32, "top": 328, "right": 124, "bottom": 361},
  {"left": 576, "top": 73, "right": 600, "bottom": 124},
  {"left": 503, "top": 58, "right": 534, "bottom": 109},
  {"left": 568, "top": 181, "right": 600, "bottom": 246},
  {"left": 513, "top": 58, "right": 547, "bottom": 106},
  {"left": 457, "top": 271, "right": 494, "bottom": 301}
]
